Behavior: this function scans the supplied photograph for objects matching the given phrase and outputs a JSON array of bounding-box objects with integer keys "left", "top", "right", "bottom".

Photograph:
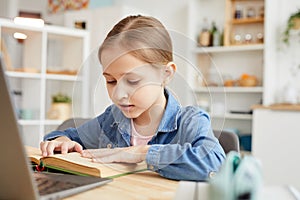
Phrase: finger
[
  {"left": 46, "top": 141, "right": 61, "bottom": 156},
  {"left": 73, "top": 142, "right": 83, "bottom": 153},
  {"left": 40, "top": 141, "right": 49, "bottom": 157},
  {"left": 81, "top": 150, "right": 93, "bottom": 158},
  {"left": 60, "top": 142, "right": 69, "bottom": 154}
]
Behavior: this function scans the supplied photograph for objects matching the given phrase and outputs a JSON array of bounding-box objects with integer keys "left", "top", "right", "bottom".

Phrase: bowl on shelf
[
  {"left": 238, "top": 74, "right": 258, "bottom": 87},
  {"left": 223, "top": 79, "right": 236, "bottom": 87}
]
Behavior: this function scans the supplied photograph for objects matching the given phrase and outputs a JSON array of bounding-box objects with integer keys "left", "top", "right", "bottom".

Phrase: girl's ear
[{"left": 163, "top": 62, "right": 177, "bottom": 85}]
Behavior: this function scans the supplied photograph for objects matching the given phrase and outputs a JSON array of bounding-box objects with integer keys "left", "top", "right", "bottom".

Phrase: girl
[{"left": 40, "top": 15, "right": 225, "bottom": 181}]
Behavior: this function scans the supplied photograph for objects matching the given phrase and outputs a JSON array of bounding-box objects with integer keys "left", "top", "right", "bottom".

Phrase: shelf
[
  {"left": 5, "top": 71, "right": 41, "bottom": 79},
  {"left": 231, "top": 18, "right": 264, "bottom": 25},
  {"left": 231, "top": 0, "right": 264, "bottom": 1},
  {"left": 5, "top": 71, "right": 82, "bottom": 81},
  {"left": 44, "top": 119, "right": 64, "bottom": 125},
  {"left": 194, "top": 87, "right": 263, "bottom": 93},
  {"left": 0, "top": 18, "right": 43, "bottom": 32},
  {"left": 252, "top": 104, "right": 300, "bottom": 111},
  {"left": 46, "top": 74, "right": 82, "bottom": 81},
  {"left": 210, "top": 113, "right": 252, "bottom": 120},
  {"left": 18, "top": 120, "right": 64, "bottom": 126},
  {"left": 18, "top": 120, "right": 41, "bottom": 126},
  {"left": 193, "top": 44, "right": 264, "bottom": 53}
]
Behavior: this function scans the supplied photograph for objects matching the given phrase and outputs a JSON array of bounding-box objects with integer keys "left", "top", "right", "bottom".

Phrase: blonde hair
[{"left": 98, "top": 15, "right": 173, "bottom": 65}]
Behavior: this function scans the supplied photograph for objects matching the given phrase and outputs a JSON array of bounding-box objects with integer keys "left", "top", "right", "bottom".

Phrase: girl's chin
[
  {"left": 119, "top": 107, "right": 136, "bottom": 117},
  {"left": 123, "top": 112, "right": 139, "bottom": 119},
  {"left": 121, "top": 110, "right": 141, "bottom": 119}
]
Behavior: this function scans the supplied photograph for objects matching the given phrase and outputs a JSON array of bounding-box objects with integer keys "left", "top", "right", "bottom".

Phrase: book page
[
  {"left": 45, "top": 152, "right": 148, "bottom": 178},
  {"left": 25, "top": 145, "right": 43, "bottom": 164}
]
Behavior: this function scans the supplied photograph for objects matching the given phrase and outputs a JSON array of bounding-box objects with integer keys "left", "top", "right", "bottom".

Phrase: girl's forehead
[{"left": 102, "top": 51, "right": 154, "bottom": 75}]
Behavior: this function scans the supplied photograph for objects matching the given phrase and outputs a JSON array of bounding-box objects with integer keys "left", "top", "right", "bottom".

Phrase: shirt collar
[
  {"left": 111, "top": 88, "right": 181, "bottom": 134},
  {"left": 157, "top": 88, "right": 181, "bottom": 133}
]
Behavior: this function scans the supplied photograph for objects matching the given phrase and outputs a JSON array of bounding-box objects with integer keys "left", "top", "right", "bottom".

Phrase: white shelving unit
[
  {"left": 0, "top": 18, "right": 90, "bottom": 147},
  {"left": 187, "top": 0, "right": 264, "bottom": 136}
]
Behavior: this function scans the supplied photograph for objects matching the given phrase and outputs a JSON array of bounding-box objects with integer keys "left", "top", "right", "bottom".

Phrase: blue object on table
[{"left": 239, "top": 134, "right": 252, "bottom": 151}]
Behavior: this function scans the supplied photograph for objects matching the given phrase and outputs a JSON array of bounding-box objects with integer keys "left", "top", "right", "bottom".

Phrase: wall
[
  {"left": 114, "top": 0, "right": 188, "bottom": 35},
  {"left": 264, "top": 0, "right": 300, "bottom": 105},
  {"left": 7, "top": 0, "right": 188, "bottom": 35},
  {"left": 0, "top": 0, "right": 18, "bottom": 18}
]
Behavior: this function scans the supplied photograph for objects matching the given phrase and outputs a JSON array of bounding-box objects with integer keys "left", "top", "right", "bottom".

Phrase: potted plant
[
  {"left": 283, "top": 9, "right": 300, "bottom": 45},
  {"left": 47, "top": 93, "right": 72, "bottom": 120}
]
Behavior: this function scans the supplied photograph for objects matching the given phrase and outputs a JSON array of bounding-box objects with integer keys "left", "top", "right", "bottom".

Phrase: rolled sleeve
[
  {"left": 146, "top": 145, "right": 163, "bottom": 171},
  {"left": 43, "top": 130, "right": 67, "bottom": 141}
]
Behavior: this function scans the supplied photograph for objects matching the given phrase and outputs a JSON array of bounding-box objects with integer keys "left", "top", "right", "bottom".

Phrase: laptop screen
[{"left": 0, "top": 54, "right": 39, "bottom": 199}]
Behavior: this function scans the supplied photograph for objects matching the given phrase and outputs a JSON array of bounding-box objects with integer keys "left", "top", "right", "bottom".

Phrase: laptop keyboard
[{"left": 34, "top": 173, "right": 83, "bottom": 195}]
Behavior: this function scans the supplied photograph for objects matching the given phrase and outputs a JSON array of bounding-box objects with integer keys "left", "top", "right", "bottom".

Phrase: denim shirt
[{"left": 44, "top": 89, "right": 226, "bottom": 181}]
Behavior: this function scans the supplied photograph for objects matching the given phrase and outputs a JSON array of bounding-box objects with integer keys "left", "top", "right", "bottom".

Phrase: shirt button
[
  {"left": 107, "top": 143, "right": 112, "bottom": 149},
  {"left": 209, "top": 171, "right": 216, "bottom": 178}
]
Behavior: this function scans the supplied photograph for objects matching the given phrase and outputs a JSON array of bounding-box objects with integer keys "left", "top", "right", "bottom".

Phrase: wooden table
[{"left": 64, "top": 171, "right": 179, "bottom": 200}]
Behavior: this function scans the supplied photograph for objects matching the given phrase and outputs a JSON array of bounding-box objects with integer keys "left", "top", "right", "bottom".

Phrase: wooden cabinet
[
  {"left": 187, "top": 0, "right": 264, "bottom": 140},
  {"left": 0, "top": 18, "right": 90, "bottom": 147}
]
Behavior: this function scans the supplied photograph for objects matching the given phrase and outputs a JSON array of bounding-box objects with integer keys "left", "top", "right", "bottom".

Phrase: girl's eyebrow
[
  {"left": 102, "top": 71, "right": 141, "bottom": 77},
  {"left": 102, "top": 72, "right": 111, "bottom": 76}
]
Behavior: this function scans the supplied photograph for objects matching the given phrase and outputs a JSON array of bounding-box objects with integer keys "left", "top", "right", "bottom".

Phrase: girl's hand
[
  {"left": 40, "top": 136, "right": 83, "bottom": 157},
  {"left": 81, "top": 146, "right": 150, "bottom": 164}
]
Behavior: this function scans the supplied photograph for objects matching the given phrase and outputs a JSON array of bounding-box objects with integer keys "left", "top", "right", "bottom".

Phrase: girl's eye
[
  {"left": 127, "top": 80, "right": 140, "bottom": 85},
  {"left": 106, "top": 80, "right": 117, "bottom": 84}
]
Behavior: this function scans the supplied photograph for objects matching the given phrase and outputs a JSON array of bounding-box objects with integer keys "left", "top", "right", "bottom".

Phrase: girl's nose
[{"left": 112, "top": 81, "right": 129, "bottom": 100}]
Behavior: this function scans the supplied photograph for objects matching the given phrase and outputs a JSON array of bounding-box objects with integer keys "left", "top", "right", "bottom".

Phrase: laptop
[{"left": 0, "top": 54, "right": 112, "bottom": 200}]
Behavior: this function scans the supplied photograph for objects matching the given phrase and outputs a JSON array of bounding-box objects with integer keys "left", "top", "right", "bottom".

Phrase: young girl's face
[{"left": 101, "top": 50, "right": 166, "bottom": 120}]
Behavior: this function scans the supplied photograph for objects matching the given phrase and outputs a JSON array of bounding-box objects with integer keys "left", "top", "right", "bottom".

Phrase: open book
[{"left": 26, "top": 146, "right": 148, "bottom": 178}]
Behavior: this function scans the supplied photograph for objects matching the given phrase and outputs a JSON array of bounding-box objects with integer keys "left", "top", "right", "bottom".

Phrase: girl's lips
[{"left": 119, "top": 104, "right": 134, "bottom": 112}]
